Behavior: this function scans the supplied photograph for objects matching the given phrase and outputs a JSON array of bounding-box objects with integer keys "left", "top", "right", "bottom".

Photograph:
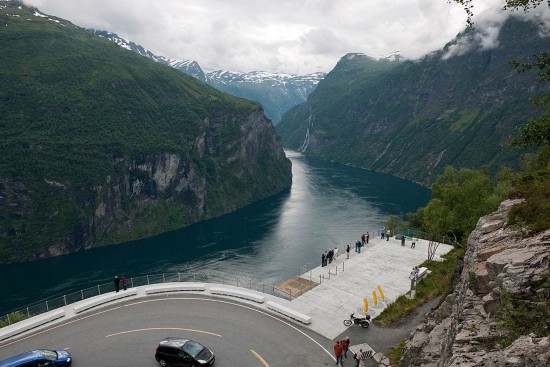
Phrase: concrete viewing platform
[{"left": 275, "top": 235, "right": 454, "bottom": 339}]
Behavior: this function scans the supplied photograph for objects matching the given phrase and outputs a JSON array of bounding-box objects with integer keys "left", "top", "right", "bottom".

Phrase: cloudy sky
[{"left": 21, "top": 0, "right": 546, "bottom": 74}]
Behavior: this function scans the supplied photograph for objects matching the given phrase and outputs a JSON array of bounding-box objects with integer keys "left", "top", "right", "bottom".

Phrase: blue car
[{"left": 0, "top": 349, "right": 72, "bottom": 367}]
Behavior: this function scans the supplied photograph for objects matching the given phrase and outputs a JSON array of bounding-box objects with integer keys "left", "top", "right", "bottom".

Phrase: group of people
[
  {"left": 321, "top": 247, "right": 339, "bottom": 266},
  {"left": 113, "top": 275, "right": 127, "bottom": 292},
  {"left": 333, "top": 337, "right": 362, "bottom": 366}
]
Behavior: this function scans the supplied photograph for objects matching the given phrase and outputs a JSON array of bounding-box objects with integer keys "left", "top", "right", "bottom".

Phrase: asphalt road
[{"left": 0, "top": 295, "right": 336, "bottom": 367}]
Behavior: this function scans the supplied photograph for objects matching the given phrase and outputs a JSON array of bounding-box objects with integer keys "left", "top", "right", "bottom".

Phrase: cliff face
[
  {"left": 400, "top": 200, "right": 550, "bottom": 366},
  {"left": 0, "top": 3, "right": 293, "bottom": 264},
  {"left": 1, "top": 110, "right": 291, "bottom": 263}
]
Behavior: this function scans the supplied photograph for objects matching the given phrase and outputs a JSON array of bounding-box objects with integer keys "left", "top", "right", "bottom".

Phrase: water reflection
[{"left": 0, "top": 151, "right": 430, "bottom": 313}]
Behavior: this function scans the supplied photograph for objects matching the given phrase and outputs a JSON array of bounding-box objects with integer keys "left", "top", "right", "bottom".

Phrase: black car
[{"left": 155, "top": 337, "right": 215, "bottom": 366}]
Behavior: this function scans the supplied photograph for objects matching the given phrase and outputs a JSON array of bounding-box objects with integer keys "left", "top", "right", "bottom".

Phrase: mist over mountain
[{"left": 276, "top": 17, "right": 550, "bottom": 185}]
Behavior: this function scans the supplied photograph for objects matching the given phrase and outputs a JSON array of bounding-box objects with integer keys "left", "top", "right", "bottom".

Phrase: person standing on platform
[
  {"left": 328, "top": 248, "right": 334, "bottom": 264},
  {"left": 366, "top": 232, "right": 369, "bottom": 244},
  {"left": 354, "top": 349, "right": 362, "bottom": 367},
  {"left": 401, "top": 235, "right": 406, "bottom": 246},
  {"left": 380, "top": 226, "right": 385, "bottom": 239},
  {"left": 346, "top": 244, "right": 350, "bottom": 259},
  {"left": 122, "top": 275, "right": 127, "bottom": 290},
  {"left": 322, "top": 252, "right": 327, "bottom": 267},
  {"left": 356, "top": 239, "right": 362, "bottom": 253},
  {"left": 361, "top": 233, "right": 366, "bottom": 246},
  {"left": 333, "top": 246, "right": 339, "bottom": 260},
  {"left": 411, "top": 238, "right": 417, "bottom": 248},
  {"left": 114, "top": 275, "right": 120, "bottom": 293},
  {"left": 343, "top": 336, "right": 350, "bottom": 358},
  {"left": 333, "top": 340, "right": 344, "bottom": 367}
]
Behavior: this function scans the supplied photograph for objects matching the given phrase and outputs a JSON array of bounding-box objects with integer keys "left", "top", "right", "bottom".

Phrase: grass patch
[
  {"left": 386, "top": 338, "right": 407, "bottom": 366},
  {"left": 375, "top": 246, "right": 464, "bottom": 325},
  {"left": 0, "top": 312, "right": 30, "bottom": 328}
]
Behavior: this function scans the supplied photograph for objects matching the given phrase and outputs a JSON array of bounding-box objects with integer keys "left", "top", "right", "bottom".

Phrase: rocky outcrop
[{"left": 399, "top": 200, "right": 550, "bottom": 366}]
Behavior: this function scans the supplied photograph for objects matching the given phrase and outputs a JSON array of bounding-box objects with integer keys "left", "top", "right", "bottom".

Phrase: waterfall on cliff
[{"left": 299, "top": 106, "right": 314, "bottom": 152}]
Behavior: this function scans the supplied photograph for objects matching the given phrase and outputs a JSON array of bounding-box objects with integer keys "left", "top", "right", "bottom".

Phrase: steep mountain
[
  {"left": 277, "top": 17, "right": 550, "bottom": 185},
  {"left": 88, "top": 29, "right": 325, "bottom": 124},
  {"left": 0, "top": 1, "right": 291, "bottom": 264},
  {"left": 90, "top": 29, "right": 208, "bottom": 81}
]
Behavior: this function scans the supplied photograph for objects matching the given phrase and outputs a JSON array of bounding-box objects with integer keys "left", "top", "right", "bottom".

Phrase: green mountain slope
[
  {"left": 277, "top": 18, "right": 549, "bottom": 185},
  {"left": 0, "top": 2, "right": 291, "bottom": 263}
]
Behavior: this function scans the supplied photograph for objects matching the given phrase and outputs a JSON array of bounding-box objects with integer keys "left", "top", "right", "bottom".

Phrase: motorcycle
[{"left": 343, "top": 312, "right": 371, "bottom": 328}]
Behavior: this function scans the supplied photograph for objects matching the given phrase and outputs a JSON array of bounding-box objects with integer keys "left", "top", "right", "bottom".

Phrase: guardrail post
[
  {"left": 147, "top": 275, "right": 150, "bottom": 285},
  {"left": 63, "top": 295, "right": 67, "bottom": 306},
  {"left": 163, "top": 273, "right": 166, "bottom": 283},
  {"left": 262, "top": 283, "right": 265, "bottom": 293},
  {"left": 98, "top": 285, "right": 101, "bottom": 295},
  {"left": 27, "top": 307, "right": 30, "bottom": 317},
  {"left": 6, "top": 313, "right": 11, "bottom": 325},
  {"left": 131, "top": 278, "right": 134, "bottom": 288},
  {"left": 81, "top": 290, "right": 84, "bottom": 300},
  {"left": 46, "top": 301, "right": 49, "bottom": 312},
  {"left": 236, "top": 278, "right": 239, "bottom": 287},
  {"left": 249, "top": 278, "right": 252, "bottom": 289}
]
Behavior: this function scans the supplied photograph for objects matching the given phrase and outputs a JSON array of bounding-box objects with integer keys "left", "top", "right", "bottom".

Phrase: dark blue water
[{"left": 0, "top": 151, "right": 430, "bottom": 314}]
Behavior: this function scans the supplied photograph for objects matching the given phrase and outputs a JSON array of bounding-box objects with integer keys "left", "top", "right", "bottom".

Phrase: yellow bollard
[
  {"left": 377, "top": 285, "right": 385, "bottom": 301},
  {"left": 372, "top": 291, "right": 378, "bottom": 306},
  {"left": 363, "top": 297, "right": 369, "bottom": 313}
]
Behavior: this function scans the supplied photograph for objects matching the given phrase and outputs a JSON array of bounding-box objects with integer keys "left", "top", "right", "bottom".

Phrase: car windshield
[
  {"left": 42, "top": 350, "right": 58, "bottom": 361},
  {"left": 182, "top": 341, "right": 204, "bottom": 358}
]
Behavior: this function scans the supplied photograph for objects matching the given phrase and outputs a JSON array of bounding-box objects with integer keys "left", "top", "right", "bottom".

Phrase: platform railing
[
  {"left": 1, "top": 229, "right": 386, "bottom": 328},
  {"left": 0, "top": 271, "right": 292, "bottom": 328}
]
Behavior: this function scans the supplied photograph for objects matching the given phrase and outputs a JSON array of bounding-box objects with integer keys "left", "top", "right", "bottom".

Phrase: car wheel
[{"left": 158, "top": 359, "right": 167, "bottom": 367}]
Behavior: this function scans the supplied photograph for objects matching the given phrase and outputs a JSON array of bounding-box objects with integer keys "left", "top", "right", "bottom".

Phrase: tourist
[
  {"left": 411, "top": 238, "right": 417, "bottom": 249},
  {"left": 333, "top": 340, "right": 344, "bottom": 366},
  {"left": 354, "top": 349, "right": 362, "bottom": 367},
  {"left": 343, "top": 336, "right": 350, "bottom": 358},
  {"left": 328, "top": 248, "right": 334, "bottom": 264},
  {"left": 380, "top": 226, "right": 385, "bottom": 239},
  {"left": 114, "top": 275, "right": 120, "bottom": 293},
  {"left": 322, "top": 251, "right": 327, "bottom": 267},
  {"left": 356, "top": 239, "right": 362, "bottom": 253},
  {"left": 122, "top": 275, "right": 127, "bottom": 291},
  {"left": 409, "top": 267, "right": 418, "bottom": 294},
  {"left": 401, "top": 235, "right": 406, "bottom": 246},
  {"left": 361, "top": 233, "right": 366, "bottom": 246},
  {"left": 334, "top": 246, "right": 339, "bottom": 260},
  {"left": 346, "top": 243, "right": 350, "bottom": 259},
  {"left": 366, "top": 232, "right": 369, "bottom": 244}
]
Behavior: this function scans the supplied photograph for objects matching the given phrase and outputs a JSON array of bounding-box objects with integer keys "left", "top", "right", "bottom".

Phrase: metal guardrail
[{"left": 0, "top": 271, "right": 293, "bottom": 327}]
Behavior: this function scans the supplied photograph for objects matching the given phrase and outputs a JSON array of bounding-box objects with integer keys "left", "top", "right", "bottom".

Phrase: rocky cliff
[{"left": 400, "top": 199, "right": 549, "bottom": 366}]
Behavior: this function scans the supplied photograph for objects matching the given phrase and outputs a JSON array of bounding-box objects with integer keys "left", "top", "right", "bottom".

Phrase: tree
[{"left": 450, "top": 0, "right": 550, "bottom": 26}]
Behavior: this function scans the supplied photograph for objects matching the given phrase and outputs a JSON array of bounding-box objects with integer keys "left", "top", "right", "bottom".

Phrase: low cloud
[{"left": 22, "top": 0, "right": 550, "bottom": 73}]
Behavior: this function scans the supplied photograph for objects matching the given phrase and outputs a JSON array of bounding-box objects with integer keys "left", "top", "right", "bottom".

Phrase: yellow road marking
[
  {"left": 251, "top": 349, "right": 269, "bottom": 367},
  {"left": 105, "top": 327, "right": 222, "bottom": 338}
]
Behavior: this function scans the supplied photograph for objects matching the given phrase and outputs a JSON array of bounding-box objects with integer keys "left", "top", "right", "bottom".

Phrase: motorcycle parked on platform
[{"left": 343, "top": 312, "right": 371, "bottom": 328}]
